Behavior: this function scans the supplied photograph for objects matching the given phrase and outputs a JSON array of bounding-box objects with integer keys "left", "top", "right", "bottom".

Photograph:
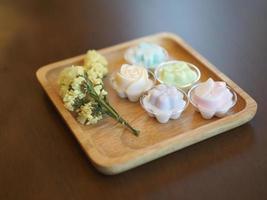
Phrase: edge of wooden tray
[{"left": 36, "top": 32, "right": 257, "bottom": 175}]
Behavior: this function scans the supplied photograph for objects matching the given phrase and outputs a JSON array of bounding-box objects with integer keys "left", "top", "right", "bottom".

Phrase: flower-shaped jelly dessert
[
  {"left": 188, "top": 78, "right": 237, "bottom": 119},
  {"left": 155, "top": 61, "right": 201, "bottom": 91},
  {"left": 140, "top": 84, "right": 189, "bottom": 123},
  {"left": 110, "top": 64, "right": 155, "bottom": 102},
  {"left": 124, "top": 42, "right": 168, "bottom": 70}
]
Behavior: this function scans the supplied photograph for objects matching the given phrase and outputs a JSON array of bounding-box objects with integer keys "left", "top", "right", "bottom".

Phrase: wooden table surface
[{"left": 0, "top": 0, "right": 266, "bottom": 199}]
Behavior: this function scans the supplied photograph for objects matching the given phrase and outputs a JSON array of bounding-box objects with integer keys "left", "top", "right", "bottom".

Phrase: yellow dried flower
[
  {"left": 58, "top": 65, "right": 85, "bottom": 97},
  {"left": 77, "top": 102, "right": 103, "bottom": 125},
  {"left": 84, "top": 50, "right": 107, "bottom": 67},
  {"left": 84, "top": 50, "right": 108, "bottom": 79},
  {"left": 57, "top": 50, "right": 139, "bottom": 136}
]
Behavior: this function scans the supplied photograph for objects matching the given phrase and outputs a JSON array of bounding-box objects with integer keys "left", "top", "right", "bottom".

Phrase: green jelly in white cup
[{"left": 155, "top": 60, "right": 201, "bottom": 91}]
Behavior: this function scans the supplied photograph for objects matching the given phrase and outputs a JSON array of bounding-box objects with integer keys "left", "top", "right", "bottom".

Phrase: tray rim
[{"left": 36, "top": 32, "right": 257, "bottom": 175}]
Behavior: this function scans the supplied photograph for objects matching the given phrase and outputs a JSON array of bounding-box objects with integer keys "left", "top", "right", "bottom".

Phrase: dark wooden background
[{"left": 0, "top": 0, "right": 266, "bottom": 199}]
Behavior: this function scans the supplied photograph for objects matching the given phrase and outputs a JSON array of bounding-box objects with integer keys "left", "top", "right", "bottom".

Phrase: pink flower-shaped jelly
[{"left": 189, "top": 78, "right": 237, "bottom": 119}]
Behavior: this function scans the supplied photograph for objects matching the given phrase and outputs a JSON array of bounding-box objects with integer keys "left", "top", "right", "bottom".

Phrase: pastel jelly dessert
[
  {"left": 188, "top": 78, "right": 237, "bottom": 119},
  {"left": 124, "top": 42, "right": 168, "bottom": 69},
  {"left": 141, "top": 84, "right": 188, "bottom": 123},
  {"left": 110, "top": 64, "right": 154, "bottom": 102},
  {"left": 155, "top": 61, "right": 200, "bottom": 90}
]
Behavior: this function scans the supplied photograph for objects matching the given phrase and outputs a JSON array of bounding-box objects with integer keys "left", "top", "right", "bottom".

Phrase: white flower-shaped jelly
[
  {"left": 141, "top": 84, "right": 188, "bottom": 123},
  {"left": 188, "top": 78, "right": 237, "bottom": 119},
  {"left": 110, "top": 64, "right": 155, "bottom": 102}
]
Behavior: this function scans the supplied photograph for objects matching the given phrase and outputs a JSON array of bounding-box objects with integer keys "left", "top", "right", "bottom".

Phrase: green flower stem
[
  {"left": 85, "top": 80, "right": 140, "bottom": 136},
  {"left": 99, "top": 98, "right": 140, "bottom": 136},
  {"left": 102, "top": 101, "right": 140, "bottom": 135}
]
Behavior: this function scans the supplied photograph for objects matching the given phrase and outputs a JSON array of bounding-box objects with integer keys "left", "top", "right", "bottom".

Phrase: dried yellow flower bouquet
[{"left": 58, "top": 50, "right": 139, "bottom": 136}]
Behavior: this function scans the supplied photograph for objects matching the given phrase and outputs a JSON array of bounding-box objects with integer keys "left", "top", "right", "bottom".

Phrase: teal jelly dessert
[{"left": 124, "top": 42, "right": 168, "bottom": 69}]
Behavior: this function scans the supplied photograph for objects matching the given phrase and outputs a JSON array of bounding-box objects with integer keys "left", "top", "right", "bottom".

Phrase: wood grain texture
[{"left": 36, "top": 33, "right": 257, "bottom": 174}]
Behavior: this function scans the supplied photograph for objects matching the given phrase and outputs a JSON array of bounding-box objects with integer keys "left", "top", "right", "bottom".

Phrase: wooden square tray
[{"left": 36, "top": 33, "right": 257, "bottom": 175}]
